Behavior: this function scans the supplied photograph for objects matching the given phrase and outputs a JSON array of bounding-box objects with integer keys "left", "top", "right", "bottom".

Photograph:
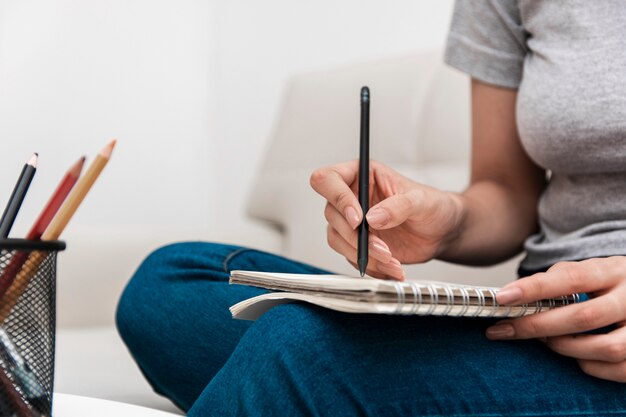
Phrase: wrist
[{"left": 435, "top": 192, "right": 468, "bottom": 259}]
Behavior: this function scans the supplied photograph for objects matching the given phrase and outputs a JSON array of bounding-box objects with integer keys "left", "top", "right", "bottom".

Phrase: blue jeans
[{"left": 116, "top": 242, "right": 626, "bottom": 416}]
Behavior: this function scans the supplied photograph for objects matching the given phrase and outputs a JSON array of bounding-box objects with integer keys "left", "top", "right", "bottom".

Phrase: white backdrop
[{"left": 0, "top": 0, "right": 453, "bottom": 241}]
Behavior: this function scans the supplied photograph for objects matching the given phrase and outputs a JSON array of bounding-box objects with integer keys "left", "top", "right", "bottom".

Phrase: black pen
[
  {"left": 358, "top": 86, "right": 370, "bottom": 277},
  {"left": 0, "top": 154, "right": 38, "bottom": 238}
]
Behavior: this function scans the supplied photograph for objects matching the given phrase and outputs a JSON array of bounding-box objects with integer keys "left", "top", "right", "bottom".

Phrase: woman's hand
[
  {"left": 486, "top": 256, "right": 626, "bottom": 382},
  {"left": 310, "top": 160, "right": 464, "bottom": 280}
]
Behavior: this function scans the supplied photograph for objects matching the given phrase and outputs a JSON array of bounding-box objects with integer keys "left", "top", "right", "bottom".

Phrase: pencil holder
[{"left": 0, "top": 239, "right": 65, "bottom": 417}]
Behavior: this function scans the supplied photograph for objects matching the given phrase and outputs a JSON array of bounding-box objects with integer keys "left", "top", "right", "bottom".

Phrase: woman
[{"left": 117, "top": 1, "right": 626, "bottom": 415}]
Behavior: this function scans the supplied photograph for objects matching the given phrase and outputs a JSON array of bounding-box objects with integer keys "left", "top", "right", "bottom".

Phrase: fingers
[
  {"left": 376, "top": 258, "right": 405, "bottom": 280},
  {"left": 324, "top": 204, "right": 392, "bottom": 264},
  {"left": 577, "top": 359, "right": 626, "bottom": 383},
  {"left": 546, "top": 326, "right": 626, "bottom": 363},
  {"left": 565, "top": 317, "right": 626, "bottom": 383},
  {"left": 486, "top": 257, "right": 626, "bottom": 384},
  {"left": 310, "top": 162, "right": 362, "bottom": 229},
  {"left": 366, "top": 191, "right": 419, "bottom": 230},
  {"left": 327, "top": 226, "right": 404, "bottom": 280},
  {"left": 496, "top": 257, "right": 626, "bottom": 306},
  {"left": 486, "top": 294, "right": 622, "bottom": 340}
]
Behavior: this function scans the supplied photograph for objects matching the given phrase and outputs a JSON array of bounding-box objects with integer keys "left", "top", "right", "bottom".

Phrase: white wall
[
  {"left": 0, "top": 0, "right": 215, "bottom": 238},
  {"left": 0, "top": 0, "right": 453, "bottom": 241}
]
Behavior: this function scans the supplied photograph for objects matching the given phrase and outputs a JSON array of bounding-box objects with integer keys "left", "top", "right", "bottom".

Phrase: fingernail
[
  {"left": 378, "top": 259, "right": 405, "bottom": 281},
  {"left": 486, "top": 324, "right": 515, "bottom": 339},
  {"left": 388, "top": 258, "right": 402, "bottom": 268},
  {"left": 371, "top": 241, "right": 392, "bottom": 258},
  {"left": 345, "top": 207, "right": 361, "bottom": 229},
  {"left": 379, "top": 258, "right": 402, "bottom": 272},
  {"left": 496, "top": 287, "right": 523, "bottom": 304},
  {"left": 391, "top": 260, "right": 406, "bottom": 281},
  {"left": 366, "top": 208, "right": 389, "bottom": 227}
]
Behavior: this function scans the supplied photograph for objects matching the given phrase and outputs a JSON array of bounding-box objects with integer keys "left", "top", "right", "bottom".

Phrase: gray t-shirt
[{"left": 444, "top": 0, "right": 626, "bottom": 269}]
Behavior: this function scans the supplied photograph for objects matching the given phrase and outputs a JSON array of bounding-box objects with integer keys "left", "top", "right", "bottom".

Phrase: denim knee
[
  {"left": 116, "top": 241, "right": 261, "bottom": 411},
  {"left": 116, "top": 241, "right": 240, "bottom": 332},
  {"left": 117, "top": 243, "right": 207, "bottom": 353},
  {"left": 117, "top": 243, "right": 177, "bottom": 337}
]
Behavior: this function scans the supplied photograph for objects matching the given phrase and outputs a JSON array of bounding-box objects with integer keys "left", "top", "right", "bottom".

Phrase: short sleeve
[{"left": 444, "top": 0, "right": 527, "bottom": 89}]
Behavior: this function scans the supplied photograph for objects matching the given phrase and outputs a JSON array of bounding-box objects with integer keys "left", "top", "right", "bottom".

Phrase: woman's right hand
[{"left": 310, "top": 160, "right": 465, "bottom": 280}]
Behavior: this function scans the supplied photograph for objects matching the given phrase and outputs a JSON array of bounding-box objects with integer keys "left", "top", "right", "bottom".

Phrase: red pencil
[
  {"left": 26, "top": 156, "right": 86, "bottom": 239},
  {"left": 0, "top": 156, "right": 85, "bottom": 298}
]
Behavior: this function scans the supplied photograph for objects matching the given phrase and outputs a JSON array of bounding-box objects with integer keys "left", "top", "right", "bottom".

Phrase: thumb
[{"left": 366, "top": 193, "right": 416, "bottom": 230}]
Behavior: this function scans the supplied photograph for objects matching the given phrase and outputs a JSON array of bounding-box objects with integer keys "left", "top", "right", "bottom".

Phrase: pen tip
[
  {"left": 360, "top": 86, "right": 370, "bottom": 102},
  {"left": 358, "top": 258, "right": 368, "bottom": 277}
]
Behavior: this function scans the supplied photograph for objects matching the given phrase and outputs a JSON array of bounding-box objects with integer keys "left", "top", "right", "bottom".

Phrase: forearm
[
  {"left": 434, "top": 80, "right": 544, "bottom": 266},
  {"left": 437, "top": 179, "right": 539, "bottom": 266}
]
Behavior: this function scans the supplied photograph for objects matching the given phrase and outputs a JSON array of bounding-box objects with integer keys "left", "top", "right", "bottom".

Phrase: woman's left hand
[{"left": 486, "top": 256, "right": 626, "bottom": 382}]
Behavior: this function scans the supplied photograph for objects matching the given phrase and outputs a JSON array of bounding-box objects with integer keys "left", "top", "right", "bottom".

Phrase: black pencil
[
  {"left": 0, "top": 153, "right": 38, "bottom": 238},
  {"left": 358, "top": 87, "right": 370, "bottom": 277}
]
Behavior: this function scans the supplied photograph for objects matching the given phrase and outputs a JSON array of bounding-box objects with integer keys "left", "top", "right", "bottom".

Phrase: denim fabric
[{"left": 116, "top": 242, "right": 626, "bottom": 416}]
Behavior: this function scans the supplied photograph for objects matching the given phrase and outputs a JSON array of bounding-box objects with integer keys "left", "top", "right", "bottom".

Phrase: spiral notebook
[{"left": 229, "top": 271, "right": 582, "bottom": 321}]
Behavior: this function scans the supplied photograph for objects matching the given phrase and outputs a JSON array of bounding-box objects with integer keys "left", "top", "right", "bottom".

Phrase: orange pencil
[
  {"left": 42, "top": 140, "right": 115, "bottom": 241},
  {"left": 0, "top": 140, "right": 116, "bottom": 322},
  {"left": 0, "top": 157, "right": 85, "bottom": 298}
]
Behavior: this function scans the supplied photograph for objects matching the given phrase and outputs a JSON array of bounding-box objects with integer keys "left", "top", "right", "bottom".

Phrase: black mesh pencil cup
[{"left": 0, "top": 239, "right": 65, "bottom": 417}]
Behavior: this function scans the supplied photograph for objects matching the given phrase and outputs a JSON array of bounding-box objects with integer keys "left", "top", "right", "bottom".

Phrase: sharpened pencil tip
[
  {"left": 70, "top": 156, "right": 87, "bottom": 177},
  {"left": 100, "top": 139, "right": 117, "bottom": 158},
  {"left": 27, "top": 153, "right": 38, "bottom": 168}
]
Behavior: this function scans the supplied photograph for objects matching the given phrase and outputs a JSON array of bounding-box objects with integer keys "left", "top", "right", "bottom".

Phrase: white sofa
[{"left": 54, "top": 49, "right": 520, "bottom": 413}]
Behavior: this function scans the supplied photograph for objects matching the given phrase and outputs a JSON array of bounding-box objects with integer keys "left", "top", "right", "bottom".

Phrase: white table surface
[{"left": 53, "top": 393, "right": 181, "bottom": 416}]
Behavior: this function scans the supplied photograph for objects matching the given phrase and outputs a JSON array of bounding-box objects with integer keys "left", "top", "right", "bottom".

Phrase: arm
[{"left": 438, "top": 79, "right": 545, "bottom": 265}]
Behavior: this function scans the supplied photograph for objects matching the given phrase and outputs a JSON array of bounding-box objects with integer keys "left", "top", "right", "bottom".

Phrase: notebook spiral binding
[{"left": 393, "top": 282, "right": 581, "bottom": 318}]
